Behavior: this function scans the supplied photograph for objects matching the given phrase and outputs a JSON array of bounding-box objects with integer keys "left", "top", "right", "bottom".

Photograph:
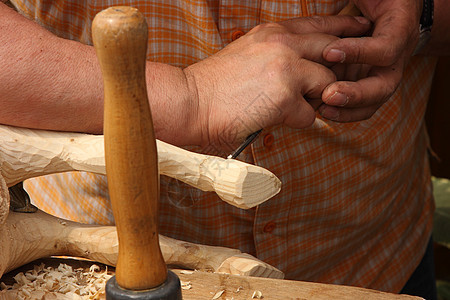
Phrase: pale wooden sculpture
[
  {"left": 0, "top": 124, "right": 280, "bottom": 209},
  {"left": 0, "top": 209, "right": 284, "bottom": 280},
  {"left": 0, "top": 117, "right": 283, "bottom": 283},
  {"left": 0, "top": 126, "right": 284, "bottom": 282}
]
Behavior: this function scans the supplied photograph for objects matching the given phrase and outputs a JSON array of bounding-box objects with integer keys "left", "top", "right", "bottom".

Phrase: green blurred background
[{"left": 432, "top": 177, "right": 450, "bottom": 300}]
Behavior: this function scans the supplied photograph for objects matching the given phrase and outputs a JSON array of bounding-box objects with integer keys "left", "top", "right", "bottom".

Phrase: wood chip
[
  {"left": 212, "top": 289, "right": 225, "bottom": 299},
  {"left": 252, "top": 290, "right": 263, "bottom": 298},
  {"left": 0, "top": 263, "right": 112, "bottom": 299},
  {"left": 180, "top": 280, "right": 192, "bottom": 290},
  {"left": 180, "top": 270, "right": 194, "bottom": 275}
]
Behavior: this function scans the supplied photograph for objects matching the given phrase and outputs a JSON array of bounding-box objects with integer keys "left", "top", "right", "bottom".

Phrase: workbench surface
[
  {"left": 173, "top": 269, "right": 421, "bottom": 300},
  {"left": 0, "top": 258, "right": 421, "bottom": 299}
]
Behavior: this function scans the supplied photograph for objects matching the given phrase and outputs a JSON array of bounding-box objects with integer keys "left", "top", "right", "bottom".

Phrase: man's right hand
[
  {"left": 0, "top": 2, "right": 369, "bottom": 149},
  {"left": 184, "top": 15, "right": 370, "bottom": 149}
]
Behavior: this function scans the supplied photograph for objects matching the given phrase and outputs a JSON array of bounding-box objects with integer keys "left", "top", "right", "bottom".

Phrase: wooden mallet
[{"left": 92, "top": 6, "right": 182, "bottom": 299}]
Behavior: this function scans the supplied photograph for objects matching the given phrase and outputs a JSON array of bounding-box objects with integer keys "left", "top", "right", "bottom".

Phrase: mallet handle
[{"left": 92, "top": 6, "right": 167, "bottom": 290}]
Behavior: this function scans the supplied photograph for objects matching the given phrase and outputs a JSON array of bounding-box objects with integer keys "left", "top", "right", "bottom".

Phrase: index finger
[
  {"left": 280, "top": 15, "right": 371, "bottom": 37},
  {"left": 322, "top": 9, "right": 418, "bottom": 66}
]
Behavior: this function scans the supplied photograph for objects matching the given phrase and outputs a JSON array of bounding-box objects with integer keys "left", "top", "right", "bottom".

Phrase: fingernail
[
  {"left": 326, "top": 49, "right": 345, "bottom": 63},
  {"left": 319, "top": 106, "right": 340, "bottom": 121},
  {"left": 325, "top": 92, "right": 348, "bottom": 106},
  {"left": 354, "top": 16, "right": 370, "bottom": 25}
]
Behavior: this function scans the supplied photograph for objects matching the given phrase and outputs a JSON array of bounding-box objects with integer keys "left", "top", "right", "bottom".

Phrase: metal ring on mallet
[{"left": 92, "top": 6, "right": 182, "bottom": 299}]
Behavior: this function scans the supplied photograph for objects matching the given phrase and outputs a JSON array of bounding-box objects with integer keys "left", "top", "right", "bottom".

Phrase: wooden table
[
  {"left": 173, "top": 269, "right": 421, "bottom": 300},
  {"left": 0, "top": 258, "right": 421, "bottom": 299}
]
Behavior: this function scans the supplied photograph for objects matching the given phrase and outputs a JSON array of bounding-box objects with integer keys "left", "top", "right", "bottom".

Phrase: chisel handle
[{"left": 92, "top": 6, "right": 167, "bottom": 290}]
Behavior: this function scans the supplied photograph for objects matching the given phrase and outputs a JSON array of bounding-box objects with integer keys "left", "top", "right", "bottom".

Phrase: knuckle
[
  {"left": 324, "top": 70, "right": 337, "bottom": 84},
  {"left": 305, "top": 16, "right": 332, "bottom": 32},
  {"left": 380, "top": 45, "right": 399, "bottom": 66},
  {"left": 264, "top": 30, "right": 292, "bottom": 46},
  {"left": 312, "top": 73, "right": 336, "bottom": 95},
  {"left": 350, "top": 83, "right": 369, "bottom": 107},
  {"left": 267, "top": 55, "right": 290, "bottom": 74},
  {"left": 380, "top": 73, "right": 401, "bottom": 102},
  {"left": 253, "top": 22, "right": 283, "bottom": 34},
  {"left": 335, "top": 39, "right": 366, "bottom": 64},
  {"left": 383, "top": 81, "right": 397, "bottom": 102},
  {"left": 303, "top": 111, "right": 316, "bottom": 127},
  {"left": 352, "top": 45, "right": 366, "bottom": 65}
]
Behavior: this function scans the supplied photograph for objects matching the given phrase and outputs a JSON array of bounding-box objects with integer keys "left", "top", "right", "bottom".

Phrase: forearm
[
  {"left": 0, "top": 3, "right": 104, "bottom": 133},
  {"left": 421, "top": 0, "right": 450, "bottom": 56},
  {"left": 0, "top": 3, "right": 198, "bottom": 145}
]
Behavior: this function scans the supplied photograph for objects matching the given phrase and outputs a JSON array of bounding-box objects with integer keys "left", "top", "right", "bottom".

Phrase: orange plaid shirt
[{"left": 12, "top": 0, "right": 437, "bottom": 293}]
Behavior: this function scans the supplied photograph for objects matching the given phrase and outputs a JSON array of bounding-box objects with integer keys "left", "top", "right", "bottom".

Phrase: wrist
[
  {"left": 144, "top": 62, "right": 202, "bottom": 146},
  {"left": 182, "top": 66, "right": 209, "bottom": 147}
]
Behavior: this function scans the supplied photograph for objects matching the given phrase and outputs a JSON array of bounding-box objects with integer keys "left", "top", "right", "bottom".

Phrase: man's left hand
[{"left": 319, "top": 0, "right": 422, "bottom": 122}]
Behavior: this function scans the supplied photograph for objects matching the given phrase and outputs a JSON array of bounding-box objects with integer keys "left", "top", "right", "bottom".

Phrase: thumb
[{"left": 323, "top": 9, "right": 417, "bottom": 66}]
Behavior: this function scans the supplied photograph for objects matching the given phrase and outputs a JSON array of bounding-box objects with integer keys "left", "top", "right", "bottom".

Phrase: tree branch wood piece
[
  {"left": 0, "top": 124, "right": 281, "bottom": 209},
  {"left": 0, "top": 210, "right": 284, "bottom": 280}
]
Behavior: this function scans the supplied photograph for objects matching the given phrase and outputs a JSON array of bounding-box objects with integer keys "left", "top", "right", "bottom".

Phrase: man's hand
[
  {"left": 320, "top": 0, "right": 422, "bottom": 122},
  {"left": 184, "top": 15, "right": 370, "bottom": 149},
  {"left": 0, "top": 2, "right": 369, "bottom": 149}
]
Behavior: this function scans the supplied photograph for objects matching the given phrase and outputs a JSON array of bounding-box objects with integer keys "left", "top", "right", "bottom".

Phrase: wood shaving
[
  {"left": 252, "top": 290, "right": 263, "bottom": 298},
  {"left": 180, "top": 270, "right": 194, "bottom": 275},
  {"left": 212, "top": 289, "right": 225, "bottom": 299},
  {"left": 180, "top": 280, "right": 192, "bottom": 290},
  {"left": 0, "top": 263, "right": 112, "bottom": 299}
]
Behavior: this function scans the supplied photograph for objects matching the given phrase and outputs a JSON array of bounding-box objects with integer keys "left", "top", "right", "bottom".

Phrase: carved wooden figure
[
  {"left": 0, "top": 124, "right": 281, "bottom": 209},
  {"left": 0, "top": 124, "right": 283, "bottom": 280}
]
